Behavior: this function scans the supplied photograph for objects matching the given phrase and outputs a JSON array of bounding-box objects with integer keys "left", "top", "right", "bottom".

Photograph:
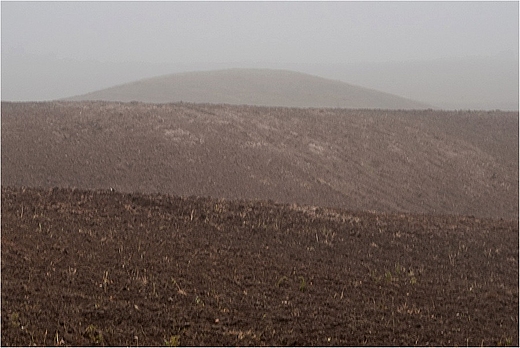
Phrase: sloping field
[
  {"left": 1, "top": 101, "right": 518, "bottom": 346},
  {"left": 1, "top": 187, "right": 518, "bottom": 346},
  {"left": 64, "top": 69, "right": 433, "bottom": 110},
  {"left": 1, "top": 101, "right": 518, "bottom": 219}
]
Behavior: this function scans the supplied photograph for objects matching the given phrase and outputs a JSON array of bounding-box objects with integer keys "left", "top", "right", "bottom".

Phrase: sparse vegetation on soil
[{"left": 1, "top": 187, "right": 518, "bottom": 346}]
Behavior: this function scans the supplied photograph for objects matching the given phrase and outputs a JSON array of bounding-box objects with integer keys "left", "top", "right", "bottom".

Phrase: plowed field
[{"left": 2, "top": 187, "right": 518, "bottom": 346}]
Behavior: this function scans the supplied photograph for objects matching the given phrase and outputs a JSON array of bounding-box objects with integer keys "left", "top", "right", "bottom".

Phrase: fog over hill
[
  {"left": 3, "top": 2, "right": 517, "bottom": 110},
  {"left": 64, "top": 69, "right": 433, "bottom": 110},
  {"left": 297, "top": 55, "right": 519, "bottom": 111},
  {"left": 3, "top": 54, "right": 517, "bottom": 111}
]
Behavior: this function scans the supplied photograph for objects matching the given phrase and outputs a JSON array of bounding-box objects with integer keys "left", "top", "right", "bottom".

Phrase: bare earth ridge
[{"left": 1, "top": 101, "right": 518, "bottom": 219}]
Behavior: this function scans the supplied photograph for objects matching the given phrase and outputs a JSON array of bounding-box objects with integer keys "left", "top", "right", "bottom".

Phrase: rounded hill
[{"left": 64, "top": 68, "right": 433, "bottom": 109}]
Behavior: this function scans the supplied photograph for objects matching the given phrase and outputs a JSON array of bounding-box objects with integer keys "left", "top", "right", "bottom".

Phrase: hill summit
[{"left": 64, "top": 68, "right": 433, "bottom": 109}]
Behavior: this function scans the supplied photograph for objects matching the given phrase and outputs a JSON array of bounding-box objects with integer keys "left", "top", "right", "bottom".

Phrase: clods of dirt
[{"left": 1, "top": 187, "right": 518, "bottom": 346}]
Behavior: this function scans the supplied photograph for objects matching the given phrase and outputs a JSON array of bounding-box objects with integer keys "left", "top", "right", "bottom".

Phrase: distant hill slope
[
  {"left": 64, "top": 69, "right": 433, "bottom": 109},
  {"left": 2, "top": 101, "right": 517, "bottom": 219}
]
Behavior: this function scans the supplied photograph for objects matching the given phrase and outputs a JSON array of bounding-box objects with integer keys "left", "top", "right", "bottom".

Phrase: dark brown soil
[{"left": 2, "top": 187, "right": 518, "bottom": 346}]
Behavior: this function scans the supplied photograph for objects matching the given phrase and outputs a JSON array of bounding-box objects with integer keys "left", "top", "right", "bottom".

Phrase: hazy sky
[
  {"left": 3, "top": 1, "right": 518, "bottom": 64},
  {"left": 1, "top": 1, "right": 519, "bottom": 108}
]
